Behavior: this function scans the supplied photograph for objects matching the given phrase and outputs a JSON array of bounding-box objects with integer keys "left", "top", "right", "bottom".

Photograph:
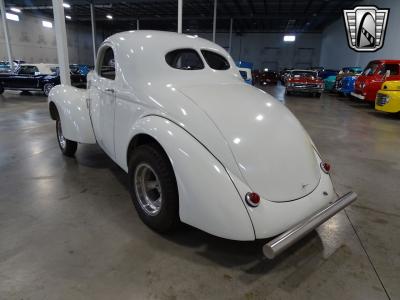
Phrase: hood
[
  {"left": 382, "top": 80, "right": 400, "bottom": 91},
  {"left": 178, "top": 83, "right": 321, "bottom": 202}
]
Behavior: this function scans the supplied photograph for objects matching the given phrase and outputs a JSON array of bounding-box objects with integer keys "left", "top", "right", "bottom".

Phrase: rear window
[
  {"left": 165, "top": 49, "right": 204, "bottom": 70},
  {"left": 201, "top": 50, "right": 230, "bottom": 70}
]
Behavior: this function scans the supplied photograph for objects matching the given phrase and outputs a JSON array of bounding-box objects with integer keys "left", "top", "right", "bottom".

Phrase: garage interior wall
[
  {"left": 198, "top": 32, "right": 322, "bottom": 71},
  {"left": 0, "top": 13, "right": 102, "bottom": 65},
  {"left": 320, "top": 0, "right": 397, "bottom": 69}
]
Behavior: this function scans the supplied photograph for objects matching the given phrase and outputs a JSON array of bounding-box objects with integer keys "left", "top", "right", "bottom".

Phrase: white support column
[
  {"left": 52, "top": 0, "right": 70, "bottom": 85},
  {"left": 177, "top": 0, "right": 182, "bottom": 33},
  {"left": 90, "top": 2, "right": 96, "bottom": 66},
  {"left": 228, "top": 18, "right": 233, "bottom": 54},
  {"left": 0, "top": 0, "right": 13, "bottom": 71},
  {"left": 212, "top": 0, "right": 217, "bottom": 42},
  {"left": 137, "top": 19, "right": 139, "bottom": 30}
]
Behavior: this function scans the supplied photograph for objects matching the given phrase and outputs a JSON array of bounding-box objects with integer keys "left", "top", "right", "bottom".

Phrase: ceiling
[{"left": 6, "top": 0, "right": 360, "bottom": 33}]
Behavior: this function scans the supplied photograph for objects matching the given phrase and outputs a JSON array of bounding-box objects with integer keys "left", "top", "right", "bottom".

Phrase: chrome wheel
[
  {"left": 44, "top": 84, "right": 53, "bottom": 96},
  {"left": 56, "top": 120, "right": 66, "bottom": 149},
  {"left": 134, "top": 163, "right": 162, "bottom": 216}
]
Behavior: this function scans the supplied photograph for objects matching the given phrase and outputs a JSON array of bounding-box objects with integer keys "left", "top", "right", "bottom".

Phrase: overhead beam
[
  {"left": 177, "top": 0, "right": 182, "bottom": 33},
  {"left": 212, "top": 0, "right": 217, "bottom": 42},
  {"left": 0, "top": 0, "right": 13, "bottom": 71}
]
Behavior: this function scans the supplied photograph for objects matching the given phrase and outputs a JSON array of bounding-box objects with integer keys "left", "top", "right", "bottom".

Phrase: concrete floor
[{"left": 0, "top": 86, "right": 399, "bottom": 300}]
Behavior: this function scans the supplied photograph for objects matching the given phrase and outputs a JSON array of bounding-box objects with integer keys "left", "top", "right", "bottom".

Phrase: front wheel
[
  {"left": 56, "top": 119, "right": 77, "bottom": 156},
  {"left": 128, "top": 144, "right": 179, "bottom": 233},
  {"left": 43, "top": 83, "right": 54, "bottom": 97}
]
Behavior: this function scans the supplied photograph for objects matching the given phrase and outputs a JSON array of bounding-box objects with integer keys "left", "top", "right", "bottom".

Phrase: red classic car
[
  {"left": 259, "top": 71, "right": 278, "bottom": 85},
  {"left": 351, "top": 60, "right": 400, "bottom": 103},
  {"left": 285, "top": 70, "right": 324, "bottom": 97}
]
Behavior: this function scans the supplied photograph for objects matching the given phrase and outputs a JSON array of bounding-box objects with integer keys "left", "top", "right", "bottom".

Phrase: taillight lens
[
  {"left": 320, "top": 162, "right": 331, "bottom": 174},
  {"left": 245, "top": 192, "right": 260, "bottom": 207}
]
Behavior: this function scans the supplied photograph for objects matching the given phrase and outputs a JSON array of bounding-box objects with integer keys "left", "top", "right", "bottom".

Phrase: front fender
[
  {"left": 48, "top": 84, "right": 96, "bottom": 144},
  {"left": 128, "top": 115, "right": 255, "bottom": 241}
]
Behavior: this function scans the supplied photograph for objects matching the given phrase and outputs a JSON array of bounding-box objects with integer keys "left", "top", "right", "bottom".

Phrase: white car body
[{"left": 48, "top": 31, "right": 356, "bottom": 258}]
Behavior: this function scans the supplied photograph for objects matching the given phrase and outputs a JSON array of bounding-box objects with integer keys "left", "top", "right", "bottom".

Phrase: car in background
[
  {"left": 0, "top": 60, "right": 25, "bottom": 74},
  {"left": 285, "top": 69, "right": 324, "bottom": 97},
  {"left": 251, "top": 69, "right": 260, "bottom": 85},
  {"left": 337, "top": 71, "right": 363, "bottom": 97},
  {"left": 324, "top": 75, "right": 337, "bottom": 92},
  {"left": 0, "top": 63, "right": 88, "bottom": 96},
  {"left": 259, "top": 71, "right": 278, "bottom": 85},
  {"left": 375, "top": 80, "right": 400, "bottom": 114},
  {"left": 69, "top": 64, "right": 91, "bottom": 88},
  {"left": 334, "top": 67, "right": 362, "bottom": 92},
  {"left": 279, "top": 68, "right": 292, "bottom": 84},
  {"left": 319, "top": 69, "right": 338, "bottom": 79},
  {"left": 238, "top": 67, "right": 253, "bottom": 85},
  {"left": 352, "top": 60, "right": 400, "bottom": 103},
  {"left": 70, "top": 64, "right": 92, "bottom": 76}
]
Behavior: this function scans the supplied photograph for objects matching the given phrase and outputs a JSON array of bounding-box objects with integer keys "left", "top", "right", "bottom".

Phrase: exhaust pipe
[{"left": 263, "top": 191, "right": 357, "bottom": 259}]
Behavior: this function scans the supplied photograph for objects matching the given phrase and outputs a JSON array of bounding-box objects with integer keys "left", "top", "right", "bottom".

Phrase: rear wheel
[
  {"left": 56, "top": 119, "right": 77, "bottom": 156},
  {"left": 128, "top": 144, "right": 179, "bottom": 233}
]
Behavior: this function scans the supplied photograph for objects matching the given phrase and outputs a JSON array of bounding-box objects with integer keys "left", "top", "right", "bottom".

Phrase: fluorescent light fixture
[
  {"left": 10, "top": 7, "right": 21, "bottom": 13},
  {"left": 42, "top": 20, "right": 53, "bottom": 28},
  {"left": 106, "top": 14, "right": 113, "bottom": 20},
  {"left": 6, "top": 13, "right": 19, "bottom": 21},
  {"left": 63, "top": 3, "right": 71, "bottom": 8},
  {"left": 283, "top": 35, "right": 296, "bottom": 42},
  {"left": 65, "top": 15, "right": 71, "bottom": 20}
]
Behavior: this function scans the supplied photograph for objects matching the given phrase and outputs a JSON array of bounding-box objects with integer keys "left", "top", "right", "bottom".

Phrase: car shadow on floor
[{"left": 75, "top": 143, "right": 326, "bottom": 272}]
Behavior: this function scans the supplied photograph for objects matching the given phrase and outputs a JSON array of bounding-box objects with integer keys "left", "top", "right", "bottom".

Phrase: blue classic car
[
  {"left": 69, "top": 64, "right": 91, "bottom": 76},
  {"left": 338, "top": 75, "right": 359, "bottom": 96}
]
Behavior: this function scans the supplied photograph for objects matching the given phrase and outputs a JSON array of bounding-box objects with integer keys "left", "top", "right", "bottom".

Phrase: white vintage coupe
[{"left": 48, "top": 31, "right": 357, "bottom": 259}]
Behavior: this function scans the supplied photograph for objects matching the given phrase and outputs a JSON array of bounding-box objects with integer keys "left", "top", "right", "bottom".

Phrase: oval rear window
[
  {"left": 165, "top": 49, "right": 204, "bottom": 70},
  {"left": 201, "top": 50, "right": 230, "bottom": 70}
]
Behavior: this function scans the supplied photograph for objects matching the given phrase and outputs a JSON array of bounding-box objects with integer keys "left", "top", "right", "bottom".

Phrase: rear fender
[
  {"left": 127, "top": 115, "right": 255, "bottom": 241},
  {"left": 48, "top": 84, "right": 96, "bottom": 144}
]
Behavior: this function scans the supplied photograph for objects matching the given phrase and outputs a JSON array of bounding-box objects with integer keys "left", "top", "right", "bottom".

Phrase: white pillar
[
  {"left": 0, "top": 0, "right": 13, "bottom": 71},
  {"left": 137, "top": 19, "right": 139, "bottom": 30},
  {"left": 90, "top": 2, "right": 96, "bottom": 66},
  {"left": 212, "top": 0, "right": 217, "bottom": 42},
  {"left": 52, "top": 0, "right": 70, "bottom": 85},
  {"left": 228, "top": 18, "right": 233, "bottom": 54},
  {"left": 177, "top": 0, "right": 182, "bottom": 33}
]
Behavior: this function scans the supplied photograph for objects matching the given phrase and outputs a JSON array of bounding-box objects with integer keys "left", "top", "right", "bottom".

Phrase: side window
[
  {"left": 165, "top": 49, "right": 204, "bottom": 70},
  {"left": 19, "top": 66, "right": 39, "bottom": 75},
  {"left": 99, "top": 47, "right": 116, "bottom": 80},
  {"left": 379, "top": 64, "right": 400, "bottom": 76},
  {"left": 201, "top": 50, "right": 230, "bottom": 70}
]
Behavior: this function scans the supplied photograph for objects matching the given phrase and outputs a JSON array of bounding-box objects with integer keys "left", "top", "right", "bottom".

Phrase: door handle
[{"left": 104, "top": 88, "right": 115, "bottom": 93}]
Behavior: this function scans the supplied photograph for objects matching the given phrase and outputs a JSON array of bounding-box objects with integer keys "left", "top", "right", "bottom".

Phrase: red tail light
[
  {"left": 320, "top": 162, "right": 331, "bottom": 174},
  {"left": 245, "top": 192, "right": 260, "bottom": 207}
]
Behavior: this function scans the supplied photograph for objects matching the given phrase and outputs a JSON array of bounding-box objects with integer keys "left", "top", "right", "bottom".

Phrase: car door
[
  {"left": 89, "top": 45, "right": 117, "bottom": 159},
  {"left": 12, "top": 66, "right": 39, "bottom": 89}
]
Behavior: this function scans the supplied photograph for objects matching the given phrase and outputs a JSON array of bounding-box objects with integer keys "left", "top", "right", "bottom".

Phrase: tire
[
  {"left": 128, "top": 144, "right": 179, "bottom": 233},
  {"left": 0, "top": 85, "right": 4, "bottom": 94},
  {"left": 56, "top": 118, "right": 77, "bottom": 157},
  {"left": 43, "top": 83, "right": 54, "bottom": 97},
  {"left": 316, "top": 93, "right": 322, "bottom": 98}
]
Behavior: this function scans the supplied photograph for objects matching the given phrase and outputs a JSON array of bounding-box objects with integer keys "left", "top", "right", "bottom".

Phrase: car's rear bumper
[
  {"left": 263, "top": 191, "right": 357, "bottom": 259},
  {"left": 351, "top": 92, "right": 365, "bottom": 100},
  {"left": 287, "top": 86, "right": 323, "bottom": 93}
]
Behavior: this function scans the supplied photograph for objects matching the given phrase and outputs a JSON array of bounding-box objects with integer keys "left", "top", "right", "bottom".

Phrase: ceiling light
[
  {"left": 10, "top": 7, "right": 21, "bottom": 13},
  {"left": 6, "top": 13, "right": 19, "bottom": 21},
  {"left": 63, "top": 3, "right": 71, "bottom": 8},
  {"left": 106, "top": 14, "right": 113, "bottom": 20},
  {"left": 42, "top": 20, "right": 53, "bottom": 28},
  {"left": 65, "top": 15, "right": 71, "bottom": 20},
  {"left": 283, "top": 35, "right": 295, "bottom": 42}
]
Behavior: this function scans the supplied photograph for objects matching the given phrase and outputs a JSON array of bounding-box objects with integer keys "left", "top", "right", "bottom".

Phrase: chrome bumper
[
  {"left": 351, "top": 92, "right": 365, "bottom": 100},
  {"left": 263, "top": 191, "right": 357, "bottom": 259}
]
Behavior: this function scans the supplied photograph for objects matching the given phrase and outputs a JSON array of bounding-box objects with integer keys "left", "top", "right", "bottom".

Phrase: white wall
[
  {"left": 197, "top": 32, "right": 322, "bottom": 71},
  {"left": 320, "top": 0, "right": 398, "bottom": 69},
  {"left": 0, "top": 13, "right": 102, "bottom": 65}
]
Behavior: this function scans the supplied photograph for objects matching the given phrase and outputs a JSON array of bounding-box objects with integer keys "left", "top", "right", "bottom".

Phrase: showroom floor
[{"left": 0, "top": 85, "right": 399, "bottom": 300}]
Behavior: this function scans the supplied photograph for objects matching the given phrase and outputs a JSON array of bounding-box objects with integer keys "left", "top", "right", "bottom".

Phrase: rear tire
[
  {"left": 56, "top": 119, "right": 77, "bottom": 157},
  {"left": 128, "top": 144, "right": 179, "bottom": 233}
]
